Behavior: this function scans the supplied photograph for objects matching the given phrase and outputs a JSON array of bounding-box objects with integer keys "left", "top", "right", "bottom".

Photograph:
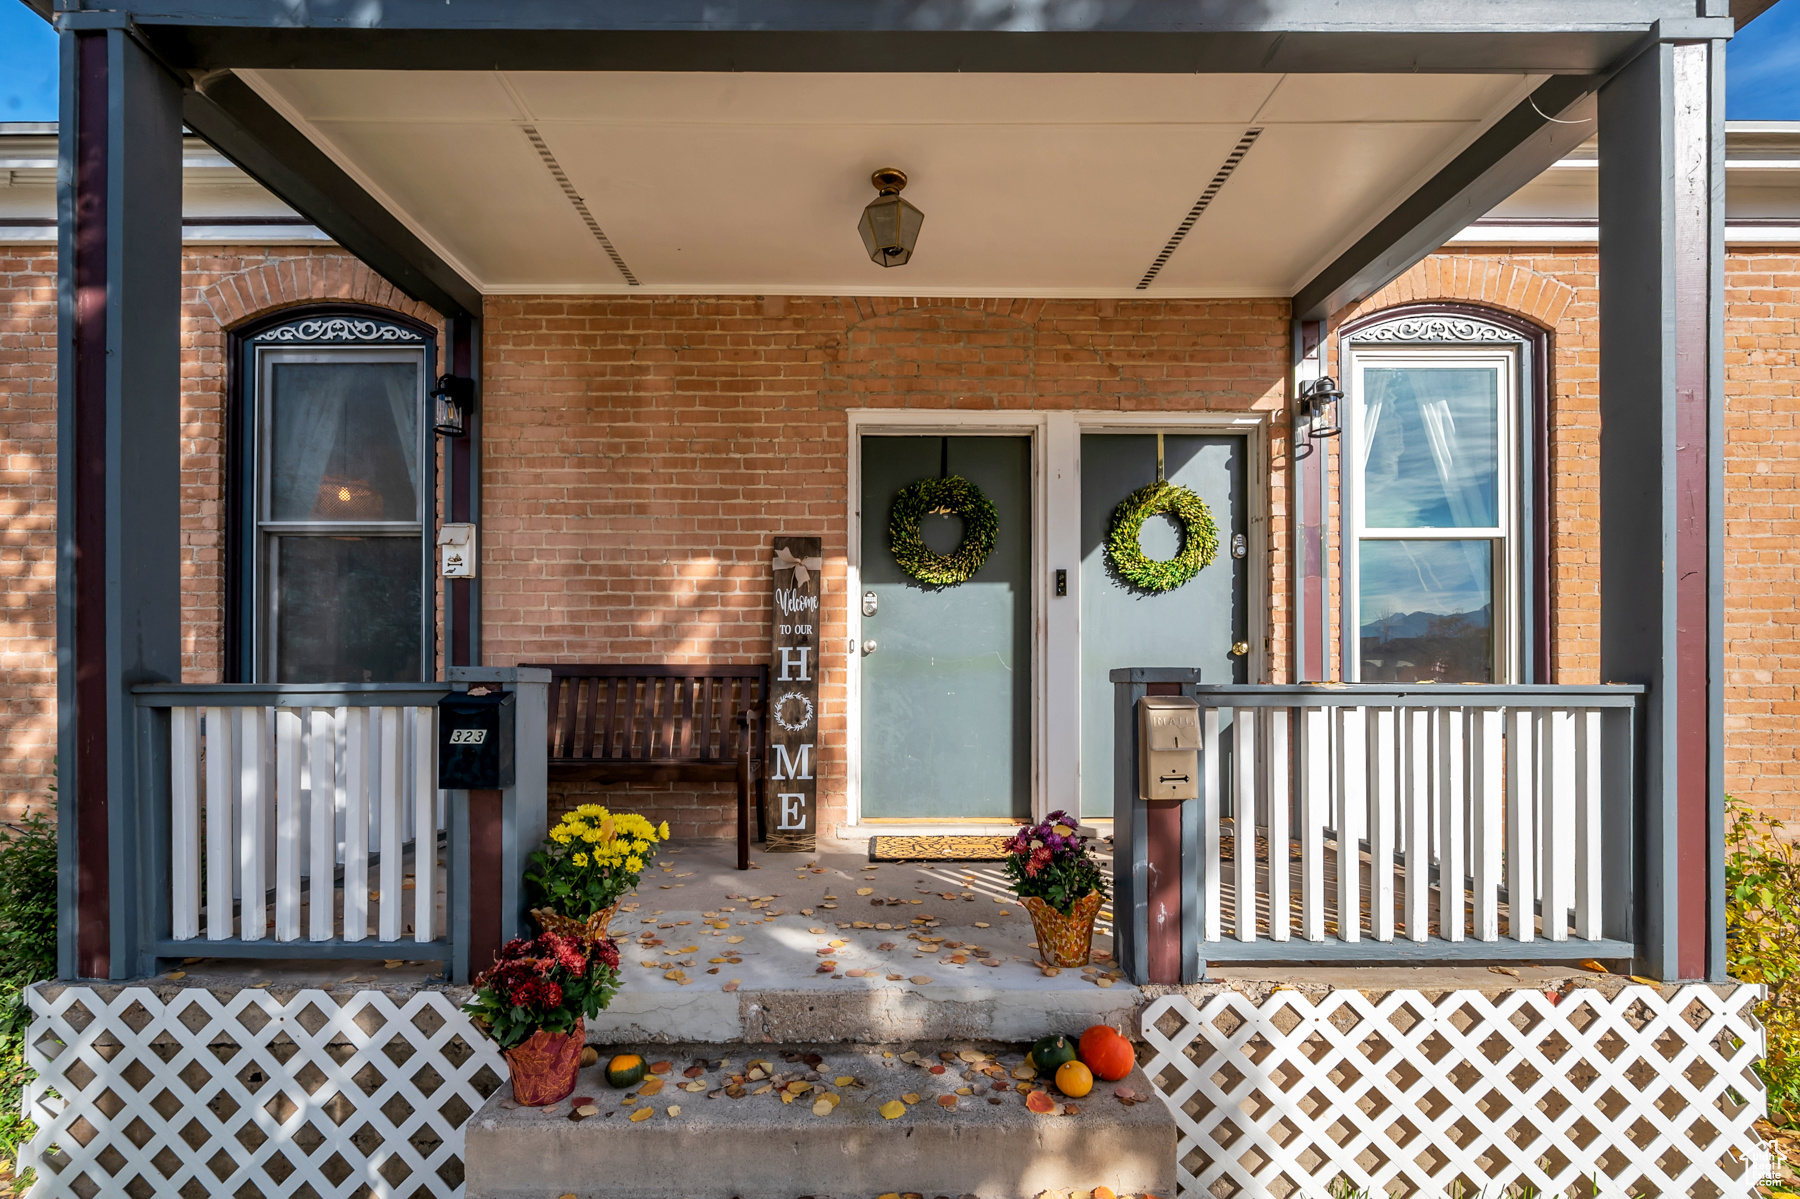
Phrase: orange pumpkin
[{"left": 1078, "top": 1024, "right": 1135, "bottom": 1081}]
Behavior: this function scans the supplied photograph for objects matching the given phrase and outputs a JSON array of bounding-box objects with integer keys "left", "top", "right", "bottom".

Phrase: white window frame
[
  {"left": 1341, "top": 333, "right": 1526, "bottom": 685},
  {"left": 251, "top": 343, "right": 433, "bottom": 684},
  {"left": 839, "top": 409, "right": 1268, "bottom": 841}
]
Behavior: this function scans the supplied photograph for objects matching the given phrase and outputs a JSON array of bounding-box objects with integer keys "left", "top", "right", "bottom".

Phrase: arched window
[
  {"left": 1339, "top": 306, "right": 1548, "bottom": 684},
  {"left": 228, "top": 309, "right": 436, "bottom": 683}
]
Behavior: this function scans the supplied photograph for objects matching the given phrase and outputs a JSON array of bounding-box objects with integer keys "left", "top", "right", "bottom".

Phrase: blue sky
[{"left": 0, "top": 0, "right": 1797, "bottom": 120}]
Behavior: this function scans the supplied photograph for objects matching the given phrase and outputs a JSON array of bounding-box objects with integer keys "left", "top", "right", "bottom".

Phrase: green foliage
[
  {"left": 1727, "top": 797, "right": 1800, "bottom": 1126},
  {"left": 887, "top": 476, "right": 998, "bottom": 587},
  {"left": 0, "top": 808, "right": 57, "bottom": 1191},
  {"left": 1105, "top": 480, "right": 1219, "bottom": 594},
  {"left": 1002, "top": 812, "right": 1109, "bottom": 917},
  {"left": 463, "top": 932, "right": 621, "bottom": 1051}
]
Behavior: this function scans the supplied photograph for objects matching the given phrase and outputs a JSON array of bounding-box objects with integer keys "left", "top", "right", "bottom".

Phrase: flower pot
[
  {"left": 1022, "top": 890, "right": 1104, "bottom": 968},
  {"left": 502, "top": 1018, "right": 586, "bottom": 1107},
  {"left": 530, "top": 902, "right": 619, "bottom": 942}
]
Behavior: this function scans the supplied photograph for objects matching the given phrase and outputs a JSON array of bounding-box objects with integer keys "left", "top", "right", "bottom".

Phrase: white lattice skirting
[
  {"left": 21, "top": 985, "right": 505, "bottom": 1199},
  {"left": 19, "top": 983, "right": 1770, "bottom": 1198},
  {"left": 1141, "top": 985, "right": 1770, "bottom": 1198}
]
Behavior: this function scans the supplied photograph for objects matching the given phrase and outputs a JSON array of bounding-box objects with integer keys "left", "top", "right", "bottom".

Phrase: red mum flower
[
  {"left": 1025, "top": 845, "right": 1054, "bottom": 878},
  {"left": 592, "top": 938, "right": 620, "bottom": 970}
]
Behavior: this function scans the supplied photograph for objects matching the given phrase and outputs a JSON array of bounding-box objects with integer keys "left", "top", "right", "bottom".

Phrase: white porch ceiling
[{"left": 240, "top": 69, "right": 1544, "bottom": 298}]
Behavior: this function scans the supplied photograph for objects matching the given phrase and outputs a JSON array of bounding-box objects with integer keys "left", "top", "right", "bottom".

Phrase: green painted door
[
  {"left": 859, "top": 435, "right": 1033, "bottom": 820},
  {"left": 1079, "top": 433, "right": 1247, "bottom": 819}
]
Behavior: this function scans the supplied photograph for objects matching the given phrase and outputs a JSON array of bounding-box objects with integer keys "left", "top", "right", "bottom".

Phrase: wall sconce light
[
  {"left": 857, "top": 168, "right": 924, "bottom": 267},
  {"left": 1293, "top": 375, "right": 1342, "bottom": 460},
  {"left": 431, "top": 374, "right": 474, "bottom": 437}
]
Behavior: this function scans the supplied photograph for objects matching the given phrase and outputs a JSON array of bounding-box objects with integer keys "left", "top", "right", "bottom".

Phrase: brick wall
[
  {"left": 1338, "top": 245, "right": 1800, "bottom": 825},
  {"left": 2, "top": 245, "right": 1796, "bottom": 832},
  {"left": 479, "top": 295, "right": 1292, "bottom": 838},
  {"left": 0, "top": 244, "right": 438, "bottom": 821}
]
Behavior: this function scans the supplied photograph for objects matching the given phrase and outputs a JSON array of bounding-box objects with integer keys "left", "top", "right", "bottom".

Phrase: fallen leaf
[
  {"left": 1012, "top": 1065, "right": 1038, "bottom": 1081},
  {"left": 829, "top": 939, "right": 847, "bottom": 947},
  {"left": 812, "top": 1098, "right": 833, "bottom": 1116},
  {"left": 1488, "top": 965, "right": 1521, "bottom": 978},
  {"left": 880, "top": 1100, "right": 907, "bottom": 1120},
  {"left": 630, "top": 1107, "right": 653, "bottom": 1122},
  {"left": 974, "top": 922, "right": 990, "bottom": 929},
  {"left": 910, "top": 975, "right": 933, "bottom": 984},
  {"left": 857, "top": 887, "right": 875, "bottom": 895},
  {"left": 1629, "top": 974, "right": 1663, "bottom": 986},
  {"left": 1095, "top": 977, "right": 1114, "bottom": 988},
  {"left": 1026, "top": 1090, "right": 1057, "bottom": 1114},
  {"left": 164, "top": 971, "right": 186, "bottom": 980},
  {"left": 726, "top": 935, "right": 745, "bottom": 943},
  {"left": 667, "top": 1105, "right": 681, "bottom": 1117},
  {"left": 937, "top": 1095, "right": 957, "bottom": 1108},
  {"left": 574, "top": 1103, "right": 599, "bottom": 1117},
  {"left": 1576, "top": 959, "right": 1609, "bottom": 973},
  {"left": 955, "top": 1087, "right": 972, "bottom": 1096},
  {"left": 903, "top": 1092, "right": 921, "bottom": 1104},
  {"left": 675, "top": 945, "right": 698, "bottom": 954},
  {"left": 638, "top": 1079, "right": 665, "bottom": 1096},
  {"left": 723, "top": 979, "right": 740, "bottom": 992},
  {"left": 887, "top": 973, "right": 904, "bottom": 981}
]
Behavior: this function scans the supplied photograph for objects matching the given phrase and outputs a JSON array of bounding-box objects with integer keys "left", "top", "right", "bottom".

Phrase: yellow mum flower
[
  {"left": 625, "top": 856, "right": 643, "bottom": 872},
  {"left": 659, "top": 821, "right": 671, "bottom": 840},
  {"left": 573, "top": 852, "right": 589, "bottom": 867}
]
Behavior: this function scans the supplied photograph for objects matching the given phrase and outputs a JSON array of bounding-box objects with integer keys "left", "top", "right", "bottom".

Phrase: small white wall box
[{"left": 438, "top": 523, "right": 477, "bottom": 578}]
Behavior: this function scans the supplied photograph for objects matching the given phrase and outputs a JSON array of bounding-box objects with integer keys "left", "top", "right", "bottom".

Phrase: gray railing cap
[
  {"left": 448, "top": 666, "right": 553, "bottom": 684},
  {"left": 1108, "top": 668, "right": 1206, "bottom": 683}
]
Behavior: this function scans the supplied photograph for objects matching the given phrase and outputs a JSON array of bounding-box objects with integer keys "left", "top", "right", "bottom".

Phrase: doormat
[{"left": 868, "top": 835, "right": 1013, "bottom": 862}]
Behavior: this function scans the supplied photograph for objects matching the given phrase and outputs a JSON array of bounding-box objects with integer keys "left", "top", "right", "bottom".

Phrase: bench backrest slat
[{"left": 527, "top": 664, "right": 768, "bottom": 766}]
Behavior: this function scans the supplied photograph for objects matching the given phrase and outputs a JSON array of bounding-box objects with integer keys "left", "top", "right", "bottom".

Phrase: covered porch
[{"left": 29, "top": 0, "right": 1762, "bottom": 1194}]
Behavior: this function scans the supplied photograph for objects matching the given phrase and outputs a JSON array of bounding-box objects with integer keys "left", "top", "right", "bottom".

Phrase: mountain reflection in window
[{"left": 1359, "top": 540, "right": 1493, "bottom": 683}]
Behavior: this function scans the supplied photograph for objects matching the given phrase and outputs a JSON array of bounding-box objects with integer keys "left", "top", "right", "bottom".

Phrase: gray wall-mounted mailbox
[
  {"left": 1137, "top": 695, "right": 1201, "bottom": 801},
  {"left": 438, "top": 691, "right": 516, "bottom": 789}
]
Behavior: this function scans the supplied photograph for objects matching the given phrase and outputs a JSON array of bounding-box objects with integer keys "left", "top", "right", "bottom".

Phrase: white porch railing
[
  {"left": 1113, "top": 680, "right": 1642, "bottom": 970},
  {"left": 135, "top": 683, "right": 453, "bottom": 963}
]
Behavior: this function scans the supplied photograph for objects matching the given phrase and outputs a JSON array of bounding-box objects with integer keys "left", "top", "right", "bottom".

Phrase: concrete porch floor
[{"left": 147, "top": 839, "right": 1620, "bottom": 1029}]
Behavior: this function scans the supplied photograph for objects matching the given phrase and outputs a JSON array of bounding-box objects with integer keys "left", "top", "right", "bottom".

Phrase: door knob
[
  {"left": 1230, "top": 641, "right": 1250, "bottom": 657},
  {"left": 862, "top": 639, "right": 878, "bottom": 655}
]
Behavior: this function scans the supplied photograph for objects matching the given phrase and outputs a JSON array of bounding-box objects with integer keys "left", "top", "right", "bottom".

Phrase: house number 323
[{"left": 448, "top": 728, "right": 488, "bottom": 745}]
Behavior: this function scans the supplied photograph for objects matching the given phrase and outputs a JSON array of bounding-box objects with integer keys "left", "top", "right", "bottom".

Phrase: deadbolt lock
[
  {"left": 1230, "top": 641, "right": 1250, "bottom": 657},
  {"left": 862, "top": 591, "right": 878, "bottom": 617}
]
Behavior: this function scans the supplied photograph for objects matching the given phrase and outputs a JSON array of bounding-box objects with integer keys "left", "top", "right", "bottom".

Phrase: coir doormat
[{"left": 868, "top": 835, "right": 1013, "bottom": 862}]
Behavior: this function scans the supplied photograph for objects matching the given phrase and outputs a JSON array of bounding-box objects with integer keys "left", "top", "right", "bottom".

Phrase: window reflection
[
  {"left": 1358, "top": 540, "right": 1493, "bottom": 683},
  {"left": 275, "top": 536, "right": 421, "bottom": 683},
  {"left": 269, "top": 361, "right": 420, "bottom": 522},
  {"left": 1360, "top": 367, "right": 1499, "bottom": 529}
]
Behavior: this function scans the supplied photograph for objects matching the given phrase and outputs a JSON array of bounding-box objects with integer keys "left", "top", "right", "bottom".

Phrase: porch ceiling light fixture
[
  {"left": 431, "top": 374, "right": 474, "bottom": 438},
  {"left": 858, "top": 168, "right": 924, "bottom": 268},
  {"left": 1293, "top": 375, "right": 1342, "bottom": 460}
]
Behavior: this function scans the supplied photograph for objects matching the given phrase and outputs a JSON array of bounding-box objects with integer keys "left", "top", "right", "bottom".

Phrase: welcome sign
[{"left": 768, "top": 535, "right": 823, "bottom": 852}]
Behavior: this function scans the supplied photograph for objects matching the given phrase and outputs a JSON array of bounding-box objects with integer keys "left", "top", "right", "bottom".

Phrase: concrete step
[{"left": 464, "top": 1042, "right": 1175, "bottom": 1199}]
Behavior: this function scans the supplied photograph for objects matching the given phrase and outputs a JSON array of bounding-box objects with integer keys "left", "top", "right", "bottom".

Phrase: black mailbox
[{"left": 438, "top": 691, "right": 515, "bottom": 789}]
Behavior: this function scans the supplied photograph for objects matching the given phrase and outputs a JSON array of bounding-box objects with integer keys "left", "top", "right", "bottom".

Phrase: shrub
[
  {"left": 1726, "top": 797, "right": 1800, "bottom": 1126},
  {"left": 0, "top": 808, "right": 57, "bottom": 1188}
]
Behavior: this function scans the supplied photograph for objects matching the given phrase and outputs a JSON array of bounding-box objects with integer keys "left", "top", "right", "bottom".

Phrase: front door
[
  {"left": 1079, "top": 433, "right": 1248, "bottom": 818},
  {"left": 859, "top": 435, "right": 1033, "bottom": 820}
]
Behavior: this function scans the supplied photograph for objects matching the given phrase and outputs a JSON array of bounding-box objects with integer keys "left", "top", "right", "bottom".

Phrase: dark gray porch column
[
  {"left": 56, "top": 21, "right": 184, "bottom": 980},
  {"left": 1598, "top": 30, "right": 1727, "bottom": 982}
]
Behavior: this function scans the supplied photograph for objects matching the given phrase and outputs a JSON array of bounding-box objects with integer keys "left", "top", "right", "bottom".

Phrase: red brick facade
[{"left": 0, "top": 243, "right": 1795, "bottom": 830}]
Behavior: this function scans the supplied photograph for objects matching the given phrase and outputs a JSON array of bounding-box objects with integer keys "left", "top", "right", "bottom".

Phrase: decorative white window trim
[
  {"left": 251, "top": 315, "right": 426, "bottom": 344},
  {"left": 1346, "top": 315, "right": 1526, "bottom": 344}
]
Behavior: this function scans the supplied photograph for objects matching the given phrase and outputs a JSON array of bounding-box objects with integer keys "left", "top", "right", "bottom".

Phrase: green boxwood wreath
[
  {"left": 888, "top": 475, "right": 998, "bottom": 587},
  {"left": 1106, "top": 480, "right": 1220, "bottom": 593}
]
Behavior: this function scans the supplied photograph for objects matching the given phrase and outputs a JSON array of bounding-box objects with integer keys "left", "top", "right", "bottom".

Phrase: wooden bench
[{"left": 524, "top": 664, "right": 769, "bottom": 869}]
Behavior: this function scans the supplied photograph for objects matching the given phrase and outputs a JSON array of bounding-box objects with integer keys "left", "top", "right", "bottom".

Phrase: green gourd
[
  {"left": 1030, "top": 1034, "right": 1077, "bottom": 1072},
  {"left": 606, "top": 1053, "right": 648, "bottom": 1088}
]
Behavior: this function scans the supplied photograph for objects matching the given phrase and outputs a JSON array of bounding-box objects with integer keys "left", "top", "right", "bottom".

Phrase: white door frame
[{"left": 837, "top": 408, "right": 1269, "bottom": 842}]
